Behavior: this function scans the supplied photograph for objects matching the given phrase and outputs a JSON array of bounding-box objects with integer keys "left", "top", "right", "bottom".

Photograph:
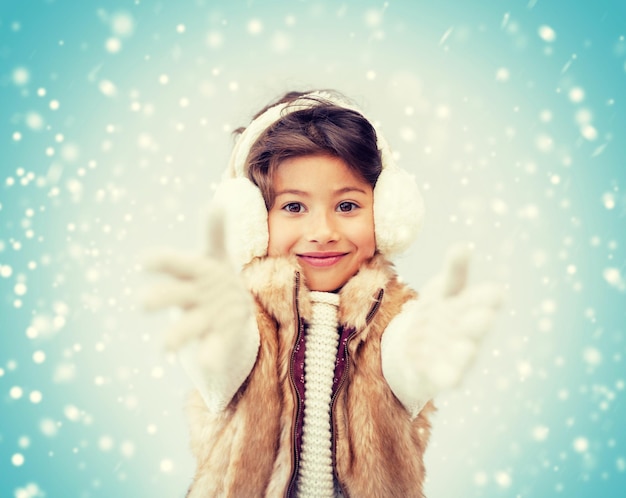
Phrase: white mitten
[
  {"left": 142, "top": 209, "right": 259, "bottom": 412},
  {"left": 381, "top": 245, "right": 503, "bottom": 417}
]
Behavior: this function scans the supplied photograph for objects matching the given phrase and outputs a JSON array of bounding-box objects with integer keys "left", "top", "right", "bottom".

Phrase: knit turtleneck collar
[
  {"left": 309, "top": 291, "right": 340, "bottom": 307},
  {"left": 297, "top": 291, "right": 341, "bottom": 497}
]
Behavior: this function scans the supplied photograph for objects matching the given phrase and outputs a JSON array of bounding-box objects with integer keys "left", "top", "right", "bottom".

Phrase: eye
[
  {"left": 337, "top": 201, "right": 358, "bottom": 213},
  {"left": 282, "top": 202, "right": 304, "bottom": 213}
]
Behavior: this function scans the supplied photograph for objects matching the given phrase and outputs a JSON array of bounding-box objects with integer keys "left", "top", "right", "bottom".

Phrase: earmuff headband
[{"left": 211, "top": 91, "right": 425, "bottom": 268}]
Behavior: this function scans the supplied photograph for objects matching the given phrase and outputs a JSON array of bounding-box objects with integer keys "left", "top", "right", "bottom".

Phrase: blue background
[{"left": 1, "top": 0, "right": 625, "bottom": 496}]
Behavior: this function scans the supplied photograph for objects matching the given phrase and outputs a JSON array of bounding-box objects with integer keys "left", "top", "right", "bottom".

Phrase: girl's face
[{"left": 267, "top": 154, "right": 376, "bottom": 292}]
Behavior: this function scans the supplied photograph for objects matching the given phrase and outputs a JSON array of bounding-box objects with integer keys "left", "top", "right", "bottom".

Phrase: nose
[{"left": 308, "top": 211, "right": 338, "bottom": 244}]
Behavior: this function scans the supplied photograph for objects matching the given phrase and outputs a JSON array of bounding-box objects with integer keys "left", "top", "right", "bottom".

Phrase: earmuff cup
[{"left": 373, "top": 165, "right": 425, "bottom": 257}]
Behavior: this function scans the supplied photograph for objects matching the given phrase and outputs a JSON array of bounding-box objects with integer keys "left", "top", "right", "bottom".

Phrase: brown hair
[{"left": 235, "top": 90, "right": 383, "bottom": 209}]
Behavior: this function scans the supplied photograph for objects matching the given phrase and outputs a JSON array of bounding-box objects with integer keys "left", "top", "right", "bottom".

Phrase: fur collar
[{"left": 241, "top": 253, "right": 397, "bottom": 332}]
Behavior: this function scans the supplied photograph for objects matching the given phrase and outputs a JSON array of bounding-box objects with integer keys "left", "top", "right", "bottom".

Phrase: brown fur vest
[{"left": 185, "top": 254, "right": 434, "bottom": 497}]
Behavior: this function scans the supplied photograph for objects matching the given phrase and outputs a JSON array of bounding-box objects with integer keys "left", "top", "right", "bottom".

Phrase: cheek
[
  {"left": 353, "top": 218, "right": 376, "bottom": 258},
  {"left": 267, "top": 216, "right": 291, "bottom": 257},
  {"left": 361, "top": 232, "right": 377, "bottom": 259}
]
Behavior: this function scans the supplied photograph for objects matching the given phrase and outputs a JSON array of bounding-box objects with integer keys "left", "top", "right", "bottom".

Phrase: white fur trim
[
  {"left": 209, "top": 177, "right": 268, "bottom": 269},
  {"left": 381, "top": 299, "right": 431, "bottom": 419}
]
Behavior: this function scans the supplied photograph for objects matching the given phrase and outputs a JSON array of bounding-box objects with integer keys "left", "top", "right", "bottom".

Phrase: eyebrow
[
  {"left": 274, "top": 186, "right": 369, "bottom": 197},
  {"left": 274, "top": 189, "right": 309, "bottom": 197}
]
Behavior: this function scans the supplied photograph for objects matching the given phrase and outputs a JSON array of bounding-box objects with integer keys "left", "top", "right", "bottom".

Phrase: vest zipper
[
  {"left": 365, "top": 289, "right": 384, "bottom": 325},
  {"left": 286, "top": 272, "right": 303, "bottom": 498},
  {"left": 330, "top": 327, "right": 356, "bottom": 498},
  {"left": 330, "top": 288, "right": 384, "bottom": 497}
]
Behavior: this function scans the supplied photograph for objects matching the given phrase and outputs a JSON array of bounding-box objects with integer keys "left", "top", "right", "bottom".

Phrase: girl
[{"left": 144, "top": 90, "right": 502, "bottom": 497}]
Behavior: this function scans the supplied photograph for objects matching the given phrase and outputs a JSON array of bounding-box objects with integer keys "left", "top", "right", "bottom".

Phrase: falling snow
[
  {"left": 538, "top": 25, "right": 557, "bottom": 43},
  {"left": 1, "top": 0, "right": 625, "bottom": 497}
]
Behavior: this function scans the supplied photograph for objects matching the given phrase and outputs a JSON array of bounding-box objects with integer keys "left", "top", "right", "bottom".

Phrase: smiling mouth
[{"left": 297, "top": 252, "right": 347, "bottom": 268}]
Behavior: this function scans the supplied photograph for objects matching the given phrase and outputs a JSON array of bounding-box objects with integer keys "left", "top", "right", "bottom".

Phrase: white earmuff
[
  {"left": 209, "top": 177, "right": 268, "bottom": 268},
  {"left": 373, "top": 165, "right": 424, "bottom": 256}
]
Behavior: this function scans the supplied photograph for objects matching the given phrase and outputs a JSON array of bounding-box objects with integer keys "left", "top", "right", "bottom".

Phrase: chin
[{"left": 305, "top": 277, "right": 346, "bottom": 293}]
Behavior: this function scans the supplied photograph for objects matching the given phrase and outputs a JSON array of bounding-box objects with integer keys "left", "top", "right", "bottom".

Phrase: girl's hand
[
  {"left": 408, "top": 245, "right": 504, "bottom": 393},
  {"left": 141, "top": 210, "right": 259, "bottom": 412},
  {"left": 141, "top": 210, "right": 253, "bottom": 353}
]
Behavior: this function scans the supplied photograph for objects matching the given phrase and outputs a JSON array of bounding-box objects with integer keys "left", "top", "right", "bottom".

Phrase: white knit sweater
[{"left": 297, "top": 291, "right": 341, "bottom": 497}]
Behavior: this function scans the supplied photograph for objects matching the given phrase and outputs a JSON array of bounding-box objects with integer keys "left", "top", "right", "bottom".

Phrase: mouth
[{"left": 297, "top": 252, "right": 347, "bottom": 268}]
